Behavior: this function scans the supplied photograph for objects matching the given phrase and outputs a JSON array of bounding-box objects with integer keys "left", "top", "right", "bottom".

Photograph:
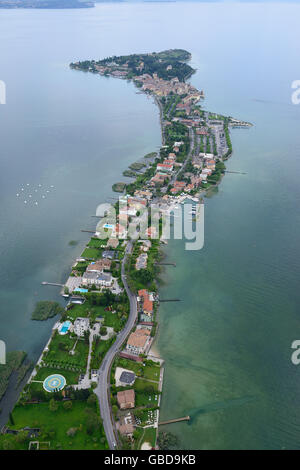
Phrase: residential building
[
  {"left": 126, "top": 328, "right": 151, "bottom": 355},
  {"left": 73, "top": 317, "right": 90, "bottom": 337},
  {"left": 117, "top": 389, "right": 135, "bottom": 409}
]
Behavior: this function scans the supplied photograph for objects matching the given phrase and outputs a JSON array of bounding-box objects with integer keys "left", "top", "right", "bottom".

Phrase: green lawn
[
  {"left": 141, "top": 427, "right": 157, "bottom": 449},
  {"left": 33, "top": 367, "right": 80, "bottom": 386},
  {"left": 0, "top": 400, "right": 108, "bottom": 450},
  {"left": 43, "top": 333, "right": 89, "bottom": 370},
  {"left": 134, "top": 378, "right": 159, "bottom": 407},
  {"left": 87, "top": 238, "right": 107, "bottom": 249},
  {"left": 115, "top": 357, "right": 160, "bottom": 382},
  {"left": 90, "top": 339, "right": 114, "bottom": 370},
  {"left": 66, "top": 302, "right": 123, "bottom": 331},
  {"left": 81, "top": 247, "right": 102, "bottom": 260}
]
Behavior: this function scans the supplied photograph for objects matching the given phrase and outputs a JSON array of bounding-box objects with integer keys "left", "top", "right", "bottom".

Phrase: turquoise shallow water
[{"left": 0, "top": 2, "right": 300, "bottom": 448}]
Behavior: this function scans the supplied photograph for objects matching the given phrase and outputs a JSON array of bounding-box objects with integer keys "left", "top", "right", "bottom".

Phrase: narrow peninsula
[{"left": 0, "top": 49, "right": 251, "bottom": 451}]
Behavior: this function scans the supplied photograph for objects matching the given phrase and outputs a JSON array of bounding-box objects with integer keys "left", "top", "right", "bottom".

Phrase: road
[
  {"left": 170, "top": 126, "right": 195, "bottom": 186},
  {"left": 94, "top": 240, "right": 138, "bottom": 449}
]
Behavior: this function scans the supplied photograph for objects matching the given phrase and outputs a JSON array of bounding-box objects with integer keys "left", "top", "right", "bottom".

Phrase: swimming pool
[
  {"left": 74, "top": 288, "right": 88, "bottom": 294},
  {"left": 43, "top": 374, "right": 66, "bottom": 393},
  {"left": 59, "top": 320, "right": 71, "bottom": 335}
]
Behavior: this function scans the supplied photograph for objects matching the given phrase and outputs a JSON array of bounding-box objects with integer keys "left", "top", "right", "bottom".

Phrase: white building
[
  {"left": 73, "top": 317, "right": 90, "bottom": 337},
  {"left": 82, "top": 271, "right": 113, "bottom": 287}
]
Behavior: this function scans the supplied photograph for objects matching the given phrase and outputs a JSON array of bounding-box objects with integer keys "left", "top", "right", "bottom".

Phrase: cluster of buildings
[{"left": 135, "top": 73, "right": 202, "bottom": 100}]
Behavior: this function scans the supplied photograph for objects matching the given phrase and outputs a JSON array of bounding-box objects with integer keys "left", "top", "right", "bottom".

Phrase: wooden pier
[
  {"left": 81, "top": 230, "right": 96, "bottom": 234},
  {"left": 159, "top": 416, "right": 190, "bottom": 426},
  {"left": 157, "top": 262, "right": 176, "bottom": 267},
  {"left": 41, "top": 282, "right": 64, "bottom": 287},
  {"left": 160, "top": 299, "right": 181, "bottom": 303}
]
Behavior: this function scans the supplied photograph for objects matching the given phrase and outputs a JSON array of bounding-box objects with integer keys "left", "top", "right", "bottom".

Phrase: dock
[
  {"left": 159, "top": 416, "right": 190, "bottom": 426},
  {"left": 159, "top": 299, "right": 181, "bottom": 302},
  {"left": 157, "top": 262, "right": 176, "bottom": 267},
  {"left": 41, "top": 282, "right": 64, "bottom": 287}
]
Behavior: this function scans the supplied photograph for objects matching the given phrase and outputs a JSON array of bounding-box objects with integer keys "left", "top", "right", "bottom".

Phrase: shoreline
[{"left": 1, "top": 49, "right": 251, "bottom": 450}]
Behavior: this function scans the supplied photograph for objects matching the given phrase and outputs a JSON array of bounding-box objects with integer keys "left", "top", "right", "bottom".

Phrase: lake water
[{"left": 1, "top": 2, "right": 300, "bottom": 449}]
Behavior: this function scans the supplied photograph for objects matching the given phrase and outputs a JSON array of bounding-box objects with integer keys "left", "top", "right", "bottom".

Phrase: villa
[
  {"left": 117, "top": 389, "right": 135, "bottom": 410},
  {"left": 73, "top": 317, "right": 90, "bottom": 337},
  {"left": 82, "top": 271, "right": 113, "bottom": 287},
  {"left": 126, "top": 328, "right": 151, "bottom": 355}
]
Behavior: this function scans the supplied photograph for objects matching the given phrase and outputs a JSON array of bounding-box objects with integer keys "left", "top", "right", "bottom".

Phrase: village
[{"left": 0, "top": 50, "right": 251, "bottom": 451}]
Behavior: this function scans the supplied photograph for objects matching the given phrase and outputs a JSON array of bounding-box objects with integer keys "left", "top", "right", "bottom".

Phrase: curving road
[{"left": 95, "top": 240, "right": 138, "bottom": 449}]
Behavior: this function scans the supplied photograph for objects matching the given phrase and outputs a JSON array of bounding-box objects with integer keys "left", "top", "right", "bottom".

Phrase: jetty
[
  {"left": 41, "top": 282, "right": 64, "bottom": 287},
  {"left": 159, "top": 416, "right": 190, "bottom": 426},
  {"left": 157, "top": 262, "right": 176, "bottom": 267},
  {"left": 160, "top": 299, "right": 181, "bottom": 302}
]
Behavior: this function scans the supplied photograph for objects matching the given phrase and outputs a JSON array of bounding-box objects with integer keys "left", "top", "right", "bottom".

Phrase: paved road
[{"left": 95, "top": 240, "right": 138, "bottom": 449}]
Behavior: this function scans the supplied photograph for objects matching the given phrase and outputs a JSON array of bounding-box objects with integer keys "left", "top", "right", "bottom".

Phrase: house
[
  {"left": 73, "top": 317, "right": 90, "bottom": 337},
  {"left": 117, "top": 414, "right": 135, "bottom": 436},
  {"left": 118, "top": 422, "right": 135, "bottom": 437},
  {"left": 138, "top": 289, "right": 154, "bottom": 317},
  {"left": 126, "top": 328, "right": 151, "bottom": 355},
  {"left": 136, "top": 253, "right": 148, "bottom": 270},
  {"left": 112, "top": 223, "right": 127, "bottom": 239},
  {"left": 102, "top": 250, "right": 115, "bottom": 259},
  {"left": 120, "top": 371, "right": 136, "bottom": 386},
  {"left": 87, "top": 259, "right": 111, "bottom": 272},
  {"left": 134, "top": 189, "right": 153, "bottom": 201},
  {"left": 184, "top": 183, "right": 195, "bottom": 192},
  {"left": 150, "top": 173, "right": 167, "bottom": 187},
  {"left": 157, "top": 163, "right": 173, "bottom": 173},
  {"left": 206, "top": 159, "right": 216, "bottom": 170},
  {"left": 106, "top": 238, "right": 119, "bottom": 249},
  {"left": 145, "top": 226, "right": 157, "bottom": 239},
  {"left": 82, "top": 271, "right": 113, "bottom": 287},
  {"left": 117, "top": 389, "right": 135, "bottom": 409},
  {"left": 128, "top": 196, "right": 147, "bottom": 208}
]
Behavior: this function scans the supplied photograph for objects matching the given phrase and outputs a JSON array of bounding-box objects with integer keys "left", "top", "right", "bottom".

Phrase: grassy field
[
  {"left": 87, "top": 238, "right": 107, "bottom": 249},
  {"left": 133, "top": 425, "right": 157, "bottom": 450},
  {"left": 44, "top": 333, "right": 89, "bottom": 370},
  {"left": 134, "top": 378, "right": 159, "bottom": 407},
  {"left": 141, "top": 426, "right": 157, "bottom": 449},
  {"left": 0, "top": 399, "right": 108, "bottom": 450},
  {"left": 66, "top": 302, "right": 123, "bottom": 331},
  {"left": 116, "top": 357, "right": 160, "bottom": 382},
  {"left": 33, "top": 366, "right": 80, "bottom": 386},
  {"left": 81, "top": 247, "right": 102, "bottom": 259}
]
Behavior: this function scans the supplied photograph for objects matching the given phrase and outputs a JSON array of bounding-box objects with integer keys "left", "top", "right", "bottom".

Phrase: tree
[
  {"left": 86, "top": 412, "right": 100, "bottom": 435},
  {"left": 157, "top": 431, "right": 179, "bottom": 450},
  {"left": 63, "top": 400, "right": 73, "bottom": 411},
  {"left": 15, "top": 431, "right": 28, "bottom": 444},
  {"left": 87, "top": 393, "right": 97, "bottom": 406},
  {"left": 66, "top": 427, "right": 77, "bottom": 437},
  {"left": 49, "top": 398, "right": 58, "bottom": 412},
  {"left": 2, "top": 439, "right": 15, "bottom": 450},
  {"left": 100, "top": 326, "right": 107, "bottom": 336}
]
